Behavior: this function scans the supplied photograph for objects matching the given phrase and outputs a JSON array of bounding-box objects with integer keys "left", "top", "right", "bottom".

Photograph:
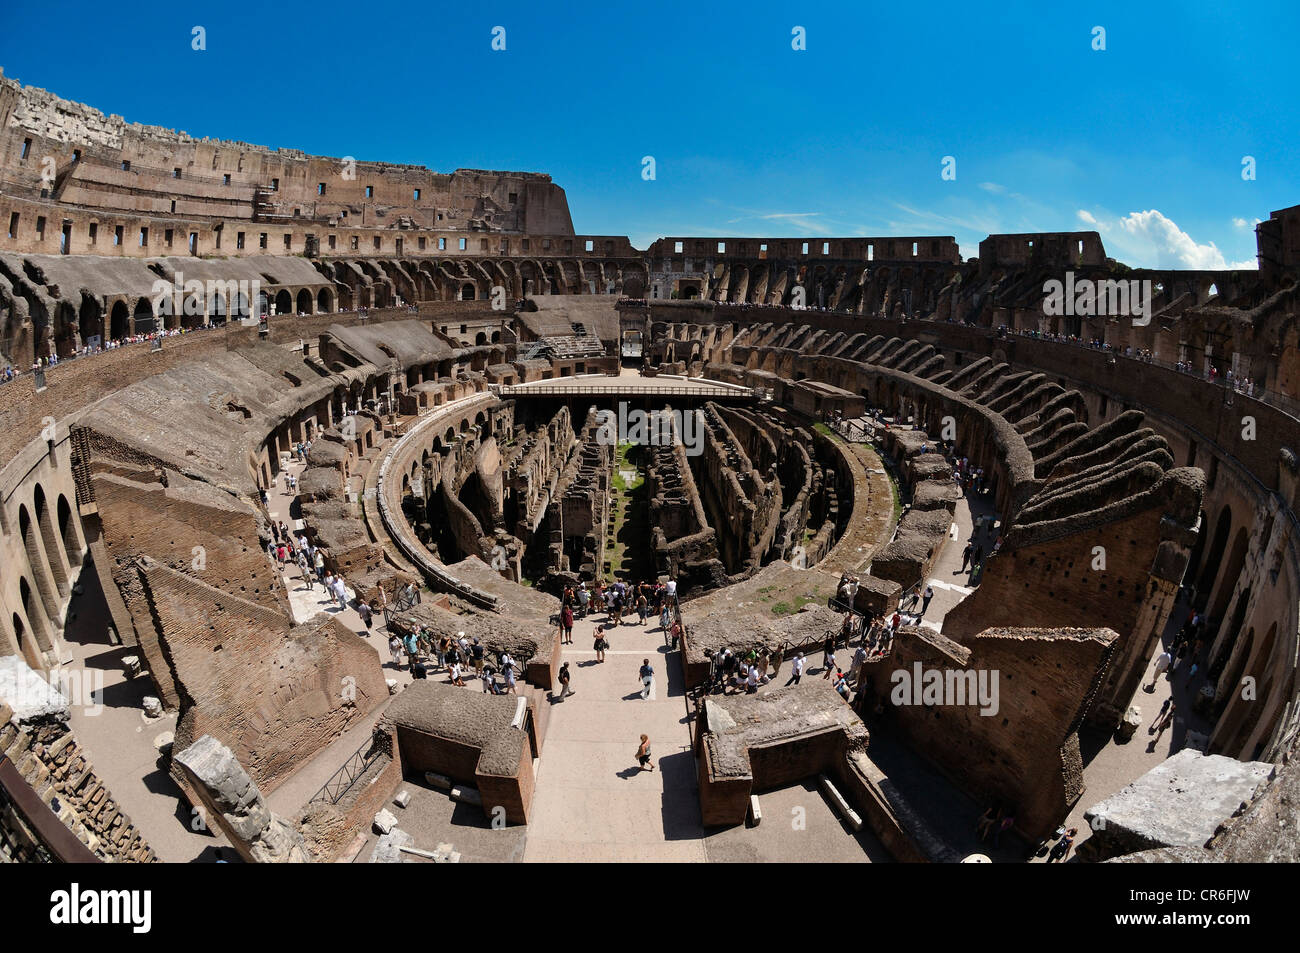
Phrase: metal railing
[
  {"left": 307, "top": 737, "right": 385, "bottom": 807},
  {"left": 498, "top": 381, "right": 755, "bottom": 399}
]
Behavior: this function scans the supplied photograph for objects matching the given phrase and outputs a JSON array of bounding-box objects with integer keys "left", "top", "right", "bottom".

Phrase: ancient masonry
[{"left": 0, "top": 71, "right": 1299, "bottom": 863}]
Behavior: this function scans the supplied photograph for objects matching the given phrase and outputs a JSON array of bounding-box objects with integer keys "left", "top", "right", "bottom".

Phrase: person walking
[
  {"left": 1047, "top": 828, "right": 1077, "bottom": 863},
  {"left": 1147, "top": 649, "right": 1173, "bottom": 689},
  {"left": 639, "top": 658, "right": 656, "bottom": 700},
  {"left": 784, "top": 652, "right": 805, "bottom": 686},
  {"left": 389, "top": 635, "right": 404, "bottom": 669},
  {"left": 636, "top": 734, "right": 655, "bottom": 772},
  {"left": 471, "top": 637, "right": 485, "bottom": 676},
  {"left": 557, "top": 662, "right": 574, "bottom": 699},
  {"left": 358, "top": 600, "right": 373, "bottom": 632},
  {"left": 561, "top": 605, "right": 574, "bottom": 645},
  {"left": 920, "top": 585, "right": 934, "bottom": 617},
  {"left": 822, "top": 638, "right": 836, "bottom": 679},
  {"left": 1150, "top": 698, "right": 1177, "bottom": 745}
]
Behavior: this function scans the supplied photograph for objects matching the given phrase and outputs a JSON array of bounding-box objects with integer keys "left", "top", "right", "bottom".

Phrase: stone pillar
[{"left": 174, "top": 735, "right": 310, "bottom": 863}]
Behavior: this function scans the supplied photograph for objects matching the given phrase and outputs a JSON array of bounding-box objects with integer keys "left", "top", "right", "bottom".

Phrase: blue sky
[{"left": 2, "top": 0, "right": 1296, "bottom": 266}]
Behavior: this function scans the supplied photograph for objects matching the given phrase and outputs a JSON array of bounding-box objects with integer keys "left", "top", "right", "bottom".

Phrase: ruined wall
[{"left": 862, "top": 626, "right": 1117, "bottom": 840}]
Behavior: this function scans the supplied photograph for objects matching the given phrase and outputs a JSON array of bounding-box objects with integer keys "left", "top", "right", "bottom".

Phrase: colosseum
[{"left": 0, "top": 67, "right": 1296, "bottom": 869}]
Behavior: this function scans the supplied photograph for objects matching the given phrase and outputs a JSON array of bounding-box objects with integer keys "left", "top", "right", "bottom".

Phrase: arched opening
[
  {"left": 209, "top": 293, "right": 227, "bottom": 326},
  {"left": 133, "top": 298, "right": 157, "bottom": 335},
  {"left": 12, "top": 613, "right": 38, "bottom": 669},
  {"left": 57, "top": 494, "right": 79, "bottom": 563},
  {"left": 1209, "top": 526, "right": 1250, "bottom": 621},
  {"left": 317, "top": 288, "right": 333, "bottom": 313},
  {"left": 275, "top": 289, "right": 293, "bottom": 316},
  {"left": 108, "top": 301, "right": 129, "bottom": 340},
  {"left": 297, "top": 288, "right": 313, "bottom": 315},
  {"left": 79, "top": 298, "right": 103, "bottom": 343},
  {"left": 18, "top": 576, "right": 52, "bottom": 652},
  {"left": 1195, "top": 506, "right": 1232, "bottom": 605},
  {"left": 34, "top": 485, "right": 68, "bottom": 592},
  {"left": 1183, "top": 508, "right": 1210, "bottom": 585},
  {"left": 475, "top": 332, "right": 488, "bottom": 346},
  {"left": 460, "top": 283, "right": 476, "bottom": 301}
]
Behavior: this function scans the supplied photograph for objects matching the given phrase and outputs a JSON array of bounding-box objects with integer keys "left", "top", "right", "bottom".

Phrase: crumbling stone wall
[{"left": 0, "top": 685, "right": 157, "bottom": 862}]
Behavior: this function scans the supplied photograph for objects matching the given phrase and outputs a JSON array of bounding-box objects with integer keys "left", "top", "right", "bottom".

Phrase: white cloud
[
  {"left": 1097, "top": 209, "right": 1256, "bottom": 270},
  {"left": 1076, "top": 209, "right": 1097, "bottom": 225},
  {"left": 979, "top": 182, "right": 1007, "bottom": 194}
]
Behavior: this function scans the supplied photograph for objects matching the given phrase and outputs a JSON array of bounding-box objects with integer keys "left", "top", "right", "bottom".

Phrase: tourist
[
  {"left": 636, "top": 589, "right": 648, "bottom": 625},
  {"left": 639, "top": 658, "right": 656, "bottom": 700},
  {"left": 770, "top": 643, "right": 784, "bottom": 679},
  {"left": 577, "top": 581, "right": 590, "bottom": 617},
  {"left": 557, "top": 662, "right": 574, "bottom": 699},
  {"left": 849, "top": 644, "right": 868, "bottom": 687},
  {"left": 471, "top": 637, "right": 485, "bottom": 675},
  {"left": 403, "top": 629, "right": 419, "bottom": 667},
  {"left": 1148, "top": 649, "right": 1173, "bottom": 689},
  {"left": 1047, "top": 828, "right": 1078, "bottom": 863},
  {"left": 389, "top": 635, "right": 404, "bottom": 669},
  {"left": 1150, "top": 699, "right": 1177, "bottom": 746},
  {"left": 636, "top": 734, "right": 655, "bottom": 772},
  {"left": 920, "top": 585, "right": 934, "bottom": 616},
  {"left": 660, "top": 603, "right": 671, "bottom": 632},
  {"left": 822, "top": 638, "right": 836, "bottom": 679},
  {"left": 503, "top": 662, "right": 518, "bottom": 695},
  {"left": 593, "top": 624, "right": 608, "bottom": 663},
  {"left": 784, "top": 652, "right": 805, "bottom": 686},
  {"left": 746, "top": 664, "right": 769, "bottom": 694},
  {"left": 314, "top": 549, "right": 326, "bottom": 582},
  {"left": 832, "top": 670, "right": 851, "bottom": 700},
  {"left": 331, "top": 574, "right": 349, "bottom": 610},
  {"left": 482, "top": 666, "right": 501, "bottom": 694},
  {"left": 448, "top": 659, "right": 466, "bottom": 687},
  {"left": 358, "top": 600, "right": 373, "bottom": 632},
  {"left": 561, "top": 604, "right": 574, "bottom": 645},
  {"left": 960, "top": 541, "right": 973, "bottom": 572}
]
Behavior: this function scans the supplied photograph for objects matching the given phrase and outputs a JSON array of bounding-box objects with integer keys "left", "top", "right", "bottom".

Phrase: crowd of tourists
[
  {"left": 387, "top": 626, "right": 523, "bottom": 695},
  {"left": 2, "top": 324, "right": 220, "bottom": 384}
]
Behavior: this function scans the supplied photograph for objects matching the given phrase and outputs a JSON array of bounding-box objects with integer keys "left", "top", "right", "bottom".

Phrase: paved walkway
[
  {"left": 522, "top": 608, "right": 707, "bottom": 861},
  {"left": 265, "top": 456, "right": 410, "bottom": 692}
]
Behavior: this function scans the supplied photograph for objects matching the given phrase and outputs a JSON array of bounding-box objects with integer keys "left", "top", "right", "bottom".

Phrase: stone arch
[
  {"left": 1195, "top": 505, "right": 1232, "bottom": 599},
  {"left": 275, "top": 289, "right": 293, "bottom": 315},
  {"left": 317, "top": 287, "right": 334, "bottom": 313},
  {"left": 18, "top": 576, "right": 53, "bottom": 653},
  {"left": 297, "top": 288, "right": 314, "bottom": 315},
  {"left": 133, "top": 297, "right": 159, "bottom": 334},
  {"left": 34, "top": 485, "right": 69, "bottom": 595},
  {"left": 1209, "top": 526, "right": 1250, "bottom": 622},
  {"left": 57, "top": 493, "right": 82, "bottom": 566},
  {"left": 78, "top": 296, "right": 103, "bottom": 343},
  {"left": 12, "top": 612, "right": 39, "bottom": 670}
]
